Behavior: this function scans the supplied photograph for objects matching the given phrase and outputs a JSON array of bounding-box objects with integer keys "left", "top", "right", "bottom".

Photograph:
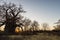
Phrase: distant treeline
[{"left": 0, "top": 2, "right": 60, "bottom": 35}]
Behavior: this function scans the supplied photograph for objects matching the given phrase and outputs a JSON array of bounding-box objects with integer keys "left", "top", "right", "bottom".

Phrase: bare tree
[
  {"left": 54, "top": 19, "right": 60, "bottom": 30},
  {"left": 22, "top": 18, "right": 31, "bottom": 31},
  {"left": 0, "top": 3, "right": 25, "bottom": 33},
  {"left": 30, "top": 21, "right": 39, "bottom": 31},
  {"left": 42, "top": 23, "right": 49, "bottom": 31}
]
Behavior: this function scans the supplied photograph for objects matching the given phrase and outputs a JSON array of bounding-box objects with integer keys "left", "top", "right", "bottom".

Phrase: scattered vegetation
[{"left": 0, "top": 2, "right": 60, "bottom": 40}]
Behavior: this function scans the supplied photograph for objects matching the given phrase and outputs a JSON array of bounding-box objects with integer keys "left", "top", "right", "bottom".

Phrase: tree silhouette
[
  {"left": 54, "top": 19, "right": 60, "bottom": 30},
  {"left": 0, "top": 3, "right": 25, "bottom": 33},
  {"left": 30, "top": 21, "right": 39, "bottom": 31},
  {"left": 22, "top": 18, "right": 31, "bottom": 31},
  {"left": 42, "top": 23, "right": 49, "bottom": 31}
]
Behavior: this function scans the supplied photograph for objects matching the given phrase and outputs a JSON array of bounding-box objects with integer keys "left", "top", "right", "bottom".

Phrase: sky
[{"left": 0, "top": 0, "right": 60, "bottom": 27}]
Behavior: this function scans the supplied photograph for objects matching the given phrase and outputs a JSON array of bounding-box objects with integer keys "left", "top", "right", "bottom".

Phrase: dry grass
[{"left": 0, "top": 33, "right": 60, "bottom": 40}]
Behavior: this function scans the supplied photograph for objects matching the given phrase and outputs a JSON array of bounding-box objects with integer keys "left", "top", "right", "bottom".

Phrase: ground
[{"left": 0, "top": 33, "right": 60, "bottom": 40}]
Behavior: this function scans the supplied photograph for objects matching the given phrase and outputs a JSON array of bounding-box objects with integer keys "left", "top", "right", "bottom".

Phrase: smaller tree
[
  {"left": 22, "top": 18, "right": 31, "bottom": 31},
  {"left": 42, "top": 23, "right": 49, "bottom": 31},
  {"left": 54, "top": 19, "right": 60, "bottom": 30},
  {"left": 30, "top": 21, "right": 39, "bottom": 31}
]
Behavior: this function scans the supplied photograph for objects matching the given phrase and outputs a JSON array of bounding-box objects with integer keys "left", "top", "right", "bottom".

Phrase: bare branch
[{"left": 0, "top": 22, "right": 5, "bottom": 27}]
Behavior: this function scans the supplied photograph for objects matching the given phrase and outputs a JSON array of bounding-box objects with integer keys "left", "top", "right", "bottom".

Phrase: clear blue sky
[{"left": 0, "top": 0, "right": 60, "bottom": 26}]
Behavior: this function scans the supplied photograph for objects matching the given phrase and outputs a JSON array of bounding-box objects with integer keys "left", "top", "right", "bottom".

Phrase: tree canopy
[{"left": 0, "top": 3, "right": 25, "bottom": 33}]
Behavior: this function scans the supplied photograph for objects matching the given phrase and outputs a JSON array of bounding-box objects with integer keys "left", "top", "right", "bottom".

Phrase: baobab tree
[{"left": 0, "top": 3, "right": 25, "bottom": 33}]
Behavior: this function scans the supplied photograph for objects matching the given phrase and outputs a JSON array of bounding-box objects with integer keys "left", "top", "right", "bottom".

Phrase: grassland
[{"left": 0, "top": 32, "right": 60, "bottom": 40}]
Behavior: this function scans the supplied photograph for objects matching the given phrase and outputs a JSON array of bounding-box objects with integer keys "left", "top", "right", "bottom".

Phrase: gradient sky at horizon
[{"left": 0, "top": 0, "right": 60, "bottom": 27}]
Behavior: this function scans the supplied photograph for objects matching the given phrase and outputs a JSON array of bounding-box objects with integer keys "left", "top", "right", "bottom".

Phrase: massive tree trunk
[{"left": 5, "top": 20, "right": 17, "bottom": 34}]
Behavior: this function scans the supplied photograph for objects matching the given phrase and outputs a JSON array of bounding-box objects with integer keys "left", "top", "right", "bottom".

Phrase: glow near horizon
[{"left": 0, "top": 0, "right": 60, "bottom": 30}]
